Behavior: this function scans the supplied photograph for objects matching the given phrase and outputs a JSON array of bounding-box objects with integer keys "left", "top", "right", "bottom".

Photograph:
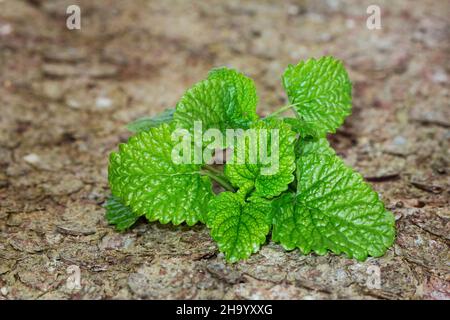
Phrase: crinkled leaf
[
  {"left": 104, "top": 195, "right": 139, "bottom": 231},
  {"left": 283, "top": 117, "right": 303, "bottom": 133},
  {"left": 224, "top": 118, "right": 296, "bottom": 198},
  {"left": 207, "top": 67, "right": 258, "bottom": 127},
  {"left": 295, "top": 137, "right": 335, "bottom": 157},
  {"left": 174, "top": 73, "right": 258, "bottom": 133},
  {"left": 109, "top": 123, "right": 213, "bottom": 226},
  {"left": 272, "top": 154, "right": 395, "bottom": 261},
  {"left": 127, "top": 108, "right": 174, "bottom": 133},
  {"left": 207, "top": 192, "right": 271, "bottom": 262},
  {"left": 282, "top": 56, "right": 352, "bottom": 137}
]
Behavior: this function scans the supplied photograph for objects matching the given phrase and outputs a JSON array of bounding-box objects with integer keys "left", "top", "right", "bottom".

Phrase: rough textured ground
[{"left": 0, "top": 0, "right": 449, "bottom": 300}]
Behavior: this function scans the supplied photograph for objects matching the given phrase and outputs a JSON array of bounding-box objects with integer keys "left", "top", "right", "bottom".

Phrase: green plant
[{"left": 106, "top": 56, "right": 395, "bottom": 262}]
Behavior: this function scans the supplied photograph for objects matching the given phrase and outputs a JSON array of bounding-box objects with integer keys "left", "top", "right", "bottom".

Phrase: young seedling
[{"left": 106, "top": 56, "right": 395, "bottom": 262}]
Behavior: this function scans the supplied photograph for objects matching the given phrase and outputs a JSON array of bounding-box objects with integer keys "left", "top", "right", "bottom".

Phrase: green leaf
[
  {"left": 282, "top": 117, "right": 303, "bottom": 133},
  {"left": 272, "top": 154, "right": 395, "bottom": 261},
  {"left": 224, "top": 118, "right": 296, "bottom": 198},
  {"left": 207, "top": 192, "right": 271, "bottom": 262},
  {"left": 282, "top": 56, "right": 352, "bottom": 137},
  {"left": 208, "top": 67, "right": 258, "bottom": 126},
  {"left": 104, "top": 195, "right": 139, "bottom": 231},
  {"left": 295, "top": 137, "right": 335, "bottom": 157},
  {"left": 174, "top": 71, "right": 258, "bottom": 133},
  {"left": 127, "top": 108, "right": 175, "bottom": 133},
  {"left": 108, "top": 123, "right": 213, "bottom": 226}
]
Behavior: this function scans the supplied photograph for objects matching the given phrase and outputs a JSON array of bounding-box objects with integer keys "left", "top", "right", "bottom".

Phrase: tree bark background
[{"left": 0, "top": 0, "right": 448, "bottom": 299}]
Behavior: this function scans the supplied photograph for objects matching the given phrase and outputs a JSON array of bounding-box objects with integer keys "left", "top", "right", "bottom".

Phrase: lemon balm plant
[{"left": 106, "top": 56, "right": 395, "bottom": 262}]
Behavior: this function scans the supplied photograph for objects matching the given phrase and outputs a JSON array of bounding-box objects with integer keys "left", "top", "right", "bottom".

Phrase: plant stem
[
  {"left": 265, "top": 102, "right": 299, "bottom": 119},
  {"left": 202, "top": 170, "right": 235, "bottom": 192},
  {"left": 204, "top": 164, "right": 223, "bottom": 176}
]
